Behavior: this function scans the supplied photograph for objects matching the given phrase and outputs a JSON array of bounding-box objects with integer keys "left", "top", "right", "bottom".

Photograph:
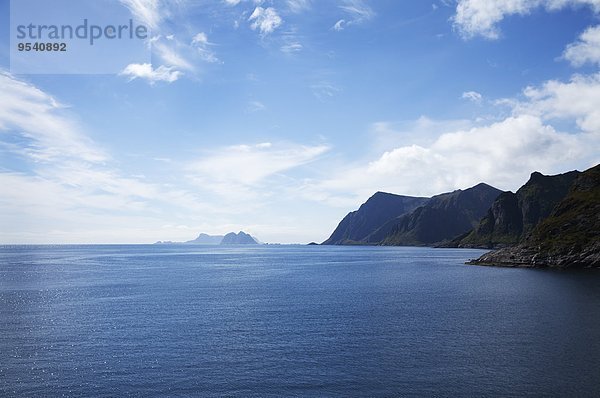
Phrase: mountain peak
[
  {"left": 455, "top": 169, "right": 581, "bottom": 249},
  {"left": 221, "top": 231, "right": 259, "bottom": 245},
  {"left": 322, "top": 193, "right": 429, "bottom": 245},
  {"left": 530, "top": 171, "right": 544, "bottom": 179},
  {"left": 323, "top": 182, "right": 501, "bottom": 246},
  {"left": 471, "top": 182, "right": 495, "bottom": 190},
  {"left": 469, "top": 163, "right": 600, "bottom": 268}
]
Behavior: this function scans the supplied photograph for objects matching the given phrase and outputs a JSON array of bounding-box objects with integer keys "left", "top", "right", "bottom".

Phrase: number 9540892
[{"left": 17, "top": 42, "right": 67, "bottom": 51}]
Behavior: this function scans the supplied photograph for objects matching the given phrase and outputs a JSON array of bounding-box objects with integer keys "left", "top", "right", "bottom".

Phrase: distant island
[
  {"left": 221, "top": 231, "right": 259, "bottom": 245},
  {"left": 321, "top": 163, "right": 599, "bottom": 269},
  {"left": 156, "top": 231, "right": 260, "bottom": 245}
]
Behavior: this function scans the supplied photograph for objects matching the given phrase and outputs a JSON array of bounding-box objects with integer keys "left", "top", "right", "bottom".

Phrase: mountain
[
  {"left": 381, "top": 183, "right": 502, "bottom": 246},
  {"left": 322, "top": 183, "right": 502, "bottom": 246},
  {"left": 453, "top": 170, "right": 580, "bottom": 248},
  {"left": 185, "top": 233, "right": 224, "bottom": 245},
  {"left": 220, "top": 231, "right": 259, "bottom": 245},
  {"left": 469, "top": 164, "right": 600, "bottom": 268},
  {"left": 322, "top": 192, "right": 428, "bottom": 245},
  {"left": 155, "top": 231, "right": 259, "bottom": 245}
]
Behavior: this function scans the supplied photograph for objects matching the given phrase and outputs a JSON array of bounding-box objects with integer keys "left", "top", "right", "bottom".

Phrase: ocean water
[{"left": 1, "top": 245, "right": 599, "bottom": 397}]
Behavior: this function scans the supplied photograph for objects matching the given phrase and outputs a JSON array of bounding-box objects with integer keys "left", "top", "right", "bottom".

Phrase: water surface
[{"left": 1, "top": 245, "right": 599, "bottom": 397}]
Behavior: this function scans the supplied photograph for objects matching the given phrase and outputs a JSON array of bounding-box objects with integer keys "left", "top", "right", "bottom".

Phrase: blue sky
[{"left": 1, "top": 0, "right": 599, "bottom": 244}]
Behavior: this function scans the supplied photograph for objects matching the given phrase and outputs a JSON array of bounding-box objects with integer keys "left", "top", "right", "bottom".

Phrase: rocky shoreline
[{"left": 467, "top": 241, "right": 600, "bottom": 269}]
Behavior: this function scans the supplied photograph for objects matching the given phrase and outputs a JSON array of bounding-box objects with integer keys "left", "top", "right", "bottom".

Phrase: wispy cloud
[
  {"left": 281, "top": 41, "right": 303, "bottom": 53},
  {"left": 0, "top": 72, "right": 224, "bottom": 243},
  {"left": 118, "top": 0, "right": 224, "bottom": 84},
  {"left": 187, "top": 142, "right": 329, "bottom": 186},
  {"left": 191, "top": 32, "right": 221, "bottom": 64},
  {"left": 0, "top": 72, "right": 107, "bottom": 163},
  {"left": 333, "top": 0, "right": 375, "bottom": 31},
  {"left": 340, "top": 0, "right": 375, "bottom": 20},
  {"left": 311, "top": 82, "right": 342, "bottom": 102},
  {"left": 153, "top": 40, "right": 194, "bottom": 70},
  {"left": 119, "top": 0, "right": 163, "bottom": 29},
  {"left": 246, "top": 100, "right": 266, "bottom": 112}
]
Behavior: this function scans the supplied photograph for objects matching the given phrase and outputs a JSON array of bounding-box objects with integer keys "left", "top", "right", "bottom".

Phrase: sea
[{"left": 1, "top": 244, "right": 599, "bottom": 397}]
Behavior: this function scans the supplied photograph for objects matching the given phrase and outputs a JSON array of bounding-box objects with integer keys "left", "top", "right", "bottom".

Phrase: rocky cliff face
[
  {"left": 381, "top": 183, "right": 502, "bottom": 246},
  {"left": 322, "top": 192, "right": 428, "bottom": 245},
  {"left": 469, "top": 164, "right": 600, "bottom": 268},
  {"left": 456, "top": 171, "right": 580, "bottom": 248},
  {"left": 323, "top": 183, "right": 501, "bottom": 246}
]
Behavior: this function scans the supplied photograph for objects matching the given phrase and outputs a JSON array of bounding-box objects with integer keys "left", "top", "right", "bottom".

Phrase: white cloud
[
  {"left": 462, "top": 91, "right": 483, "bottom": 103},
  {"left": 224, "top": 0, "right": 241, "bottom": 5},
  {"left": 563, "top": 25, "right": 600, "bottom": 67},
  {"left": 519, "top": 72, "right": 600, "bottom": 132},
  {"left": 120, "top": 63, "right": 182, "bottom": 83},
  {"left": 187, "top": 142, "right": 329, "bottom": 186},
  {"left": 302, "top": 115, "right": 595, "bottom": 207},
  {"left": 249, "top": 7, "right": 283, "bottom": 35},
  {"left": 453, "top": 0, "right": 600, "bottom": 39}
]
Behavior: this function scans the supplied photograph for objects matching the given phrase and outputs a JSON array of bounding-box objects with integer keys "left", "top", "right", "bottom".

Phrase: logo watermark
[{"left": 10, "top": 0, "right": 151, "bottom": 74}]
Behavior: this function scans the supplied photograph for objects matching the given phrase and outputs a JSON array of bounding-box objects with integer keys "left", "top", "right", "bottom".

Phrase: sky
[{"left": 0, "top": 0, "right": 599, "bottom": 244}]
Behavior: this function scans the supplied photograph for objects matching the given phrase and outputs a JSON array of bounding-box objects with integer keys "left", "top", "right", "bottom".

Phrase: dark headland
[
  {"left": 467, "top": 164, "right": 600, "bottom": 269},
  {"left": 321, "top": 163, "right": 600, "bottom": 269}
]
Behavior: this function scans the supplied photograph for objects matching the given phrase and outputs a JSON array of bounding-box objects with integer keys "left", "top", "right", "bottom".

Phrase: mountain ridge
[
  {"left": 322, "top": 192, "right": 428, "bottom": 245},
  {"left": 381, "top": 183, "right": 502, "bottom": 246},
  {"left": 452, "top": 170, "right": 580, "bottom": 248},
  {"left": 469, "top": 164, "right": 600, "bottom": 268},
  {"left": 322, "top": 183, "right": 502, "bottom": 246}
]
